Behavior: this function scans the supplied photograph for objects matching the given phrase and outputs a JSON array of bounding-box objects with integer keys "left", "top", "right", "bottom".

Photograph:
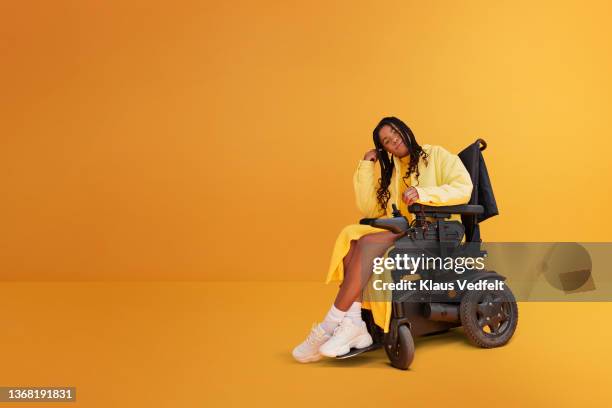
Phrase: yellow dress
[{"left": 325, "top": 144, "right": 473, "bottom": 332}]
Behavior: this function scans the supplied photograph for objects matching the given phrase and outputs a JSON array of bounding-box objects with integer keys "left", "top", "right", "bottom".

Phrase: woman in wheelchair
[{"left": 293, "top": 116, "right": 473, "bottom": 363}]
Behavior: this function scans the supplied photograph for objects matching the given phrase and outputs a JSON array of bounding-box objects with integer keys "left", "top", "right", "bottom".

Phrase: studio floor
[{"left": 1, "top": 282, "right": 610, "bottom": 407}]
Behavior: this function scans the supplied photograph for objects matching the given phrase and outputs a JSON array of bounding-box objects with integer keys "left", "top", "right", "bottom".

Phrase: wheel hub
[{"left": 476, "top": 294, "right": 510, "bottom": 334}]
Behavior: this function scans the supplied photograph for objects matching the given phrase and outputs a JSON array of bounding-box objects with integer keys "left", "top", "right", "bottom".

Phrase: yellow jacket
[
  {"left": 325, "top": 144, "right": 473, "bottom": 331},
  {"left": 354, "top": 144, "right": 474, "bottom": 218}
]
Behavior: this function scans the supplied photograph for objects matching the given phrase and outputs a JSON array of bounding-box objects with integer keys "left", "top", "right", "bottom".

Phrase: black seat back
[{"left": 457, "top": 139, "right": 499, "bottom": 242}]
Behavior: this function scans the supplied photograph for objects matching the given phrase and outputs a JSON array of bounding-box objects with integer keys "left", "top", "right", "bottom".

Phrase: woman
[{"left": 292, "top": 117, "right": 473, "bottom": 363}]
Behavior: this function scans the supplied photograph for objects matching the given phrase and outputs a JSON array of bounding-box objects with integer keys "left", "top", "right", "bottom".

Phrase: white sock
[
  {"left": 319, "top": 304, "right": 346, "bottom": 334},
  {"left": 346, "top": 302, "right": 363, "bottom": 325}
]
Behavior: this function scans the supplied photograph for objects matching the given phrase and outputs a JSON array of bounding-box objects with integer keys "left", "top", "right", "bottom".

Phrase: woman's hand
[
  {"left": 363, "top": 149, "right": 378, "bottom": 162},
  {"left": 402, "top": 187, "right": 419, "bottom": 205}
]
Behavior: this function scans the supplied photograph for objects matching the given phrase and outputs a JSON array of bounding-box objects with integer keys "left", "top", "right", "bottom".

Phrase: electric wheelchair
[{"left": 339, "top": 139, "right": 519, "bottom": 370}]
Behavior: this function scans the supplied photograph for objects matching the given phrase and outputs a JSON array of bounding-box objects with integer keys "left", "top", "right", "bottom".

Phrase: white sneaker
[
  {"left": 319, "top": 318, "right": 373, "bottom": 358},
  {"left": 292, "top": 324, "right": 331, "bottom": 363}
]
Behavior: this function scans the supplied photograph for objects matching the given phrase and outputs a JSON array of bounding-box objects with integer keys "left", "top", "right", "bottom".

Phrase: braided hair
[{"left": 372, "top": 117, "right": 428, "bottom": 214}]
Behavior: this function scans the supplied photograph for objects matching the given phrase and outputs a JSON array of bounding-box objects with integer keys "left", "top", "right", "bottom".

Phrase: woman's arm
[
  {"left": 353, "top": 159, "right": 385, "bottom": 218},
  {"left": 413, "top": 146, "right": 473, "bottom": 206}
]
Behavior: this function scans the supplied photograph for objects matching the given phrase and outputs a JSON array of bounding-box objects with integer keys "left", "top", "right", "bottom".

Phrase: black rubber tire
[
  {"left": 384, "top": 325, "right": 415, "bottom": 370},
  {"left": 460, "top": 280, "right": 519, "bottom": 348}
]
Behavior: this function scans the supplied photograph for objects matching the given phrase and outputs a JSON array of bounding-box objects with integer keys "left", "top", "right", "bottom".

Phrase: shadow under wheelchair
[
  {"left": 413, "top": 327, "right": 474, "bottom": 348},
  {"left": 315, "top": 350, "right": 388, "bottom": 369},
  {"left": 314, "top": 327, "right": 476, "bottom": 369}
]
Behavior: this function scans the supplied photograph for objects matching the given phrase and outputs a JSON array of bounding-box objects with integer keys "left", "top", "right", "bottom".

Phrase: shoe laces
[
  {"left": 306, "top": 325, "right": 324, "bottom": 345},
  {"left": 332, "top": 320, "right": 353, "bottom": 337}
]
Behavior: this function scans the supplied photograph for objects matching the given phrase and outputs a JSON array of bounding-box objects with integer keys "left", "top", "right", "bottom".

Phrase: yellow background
[
  {"left": 2, "top": 0, "right": 612, "bottom": 281},
  {"left": 2, "top": 1, "right": 612, "bottom": 407},
  {"left": 0, "top": 283, "right": 610, "bottom": 407}
]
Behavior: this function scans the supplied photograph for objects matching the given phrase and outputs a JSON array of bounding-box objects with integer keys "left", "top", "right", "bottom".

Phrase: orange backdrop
[{"left": 2, "top": 0, "right": 612, "bottom": 281}]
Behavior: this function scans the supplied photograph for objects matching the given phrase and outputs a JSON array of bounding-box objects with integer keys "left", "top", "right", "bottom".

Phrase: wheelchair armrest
[
  {"left": 407, "top": 203, "right": 484, "bottom": 216},
  {"left": 359, "top": 218, "right": 378, "bottom": 225},
  {"left": 359, "top": 217, "right": 408, "bottom": 233}
]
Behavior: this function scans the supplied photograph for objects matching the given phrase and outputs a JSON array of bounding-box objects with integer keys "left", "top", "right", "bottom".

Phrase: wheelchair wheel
[
  {"left": 384, "top": 325, "right": 415, "bottom": 370},
  {"left": 459, "top": 280, "right": 518, "bottom": 348}
]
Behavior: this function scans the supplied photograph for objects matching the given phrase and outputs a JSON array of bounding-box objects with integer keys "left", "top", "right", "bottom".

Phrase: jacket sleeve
[
  {"left": 413, "top": 146, "right": 473, "bottom": 206},
  {"left": 353, "top": 160, "right": 385, "bottom": 218}
]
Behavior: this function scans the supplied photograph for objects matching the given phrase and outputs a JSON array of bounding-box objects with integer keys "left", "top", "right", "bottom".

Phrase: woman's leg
[
  {"left": 315, "top": 230, "right": 404, "bottom": 358},
  {"left": 333, "top": 230, "right": 404, "bottom": 311},
  {"left": 293, "top": 229, "right": 403, "bottom": 361},
  {"left": 338, "top": 240, "right": 357, "bottom": 288},
  {"left": 338, "top": 240, "right": 361, "bottom": 302}
]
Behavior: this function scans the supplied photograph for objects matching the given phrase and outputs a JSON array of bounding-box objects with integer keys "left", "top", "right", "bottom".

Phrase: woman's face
[{"left": 378, "top": 124, "right": 410, "bottom": 158}]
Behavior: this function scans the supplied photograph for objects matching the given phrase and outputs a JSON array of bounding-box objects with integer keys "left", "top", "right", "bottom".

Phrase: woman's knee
[
  {"left": 348, "top": 239, "right": 357, "bottom": 254},
  {"left": 342, "top": 240, "right": 357, "bottom": 267},
  {"left": 355, "top": 231, "right": 397, "bottom": 250}
]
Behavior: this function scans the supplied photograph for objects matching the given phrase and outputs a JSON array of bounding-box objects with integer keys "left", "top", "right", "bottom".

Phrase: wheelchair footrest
[{"left": 335, "top": 342, "right": 382, "bottom": 359}]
